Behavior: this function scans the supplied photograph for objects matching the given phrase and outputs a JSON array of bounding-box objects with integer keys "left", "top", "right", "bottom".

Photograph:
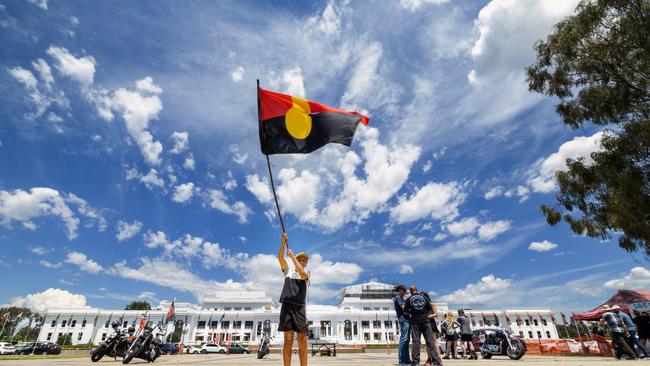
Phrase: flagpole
[{"left": 258, "top": 79, "right": 288, "bottom": 245}]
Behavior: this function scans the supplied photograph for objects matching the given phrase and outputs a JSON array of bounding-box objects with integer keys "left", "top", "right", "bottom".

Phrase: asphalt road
[{"left": 0, "top": 354, "right": 633, "bottom": 365}]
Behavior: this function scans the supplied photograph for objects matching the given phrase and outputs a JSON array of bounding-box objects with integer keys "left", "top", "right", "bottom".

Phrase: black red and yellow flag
[{"left": 258, "top": 87, "right": 369, "bottom": 155}]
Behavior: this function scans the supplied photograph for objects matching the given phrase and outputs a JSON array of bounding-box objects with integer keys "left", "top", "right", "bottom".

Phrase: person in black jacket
[{"left": 404, "top": 286, "right": 443, "bottom": 366}]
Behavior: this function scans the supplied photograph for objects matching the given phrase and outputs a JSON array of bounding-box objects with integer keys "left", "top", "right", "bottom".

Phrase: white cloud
[
  {"left": 136, "top": 76, "right": 163, "bottom": 94},
  {"left": 47, "top": 46, "right": 96, "bottom": 86},
  {"left": 528, "top": 240, "right": 558, "bottom": 252},
  {"left": 27, "top": 0, "right": 48, "bottom": 10},
  {"left": 439, "top": 274, "right": 512, "bottom": 306},
  {"left": 172, "top": 182, "right": 195, "bottom": 203},
  {"left": 65, "top": 251, "right": 103, "bottom": 274},
  {"left": 390, "top": 181, "right": 465, "bottom": 224},
  {"left": 422, "top": 160, "right": 432, "bottom": 173},
  {"left": 341, "top": 42, "right": 381, "bottom": 108},
  {"left": 0, "top": 187, "right": 79, "bottom": 239},
  {"left": 245, "top": 174, "right": 274, "bottom": 204},
  {"left": 127, "top": 168, "right": 165, "bottom": 190},
  {"left": 528, "top": 131, "right": 604, "bottom": 193},
  {"left": 65, "top": 193, "right": 107, "bottom": 232},
  {"left": 31, "top": 58, "right": 54, "bottom": 90},
  {"left": 8, "top": 66, "right": 37, "bottom": 89},
  {"left": 231, "top": 66, "right": 245, "bottom": 82},
  {"left": 229, "top": 144, "right": 248, "bottom": 165},
  {"left": 433, "top": 233, "right": 448, "bottom": 241},
  {"left": 280, "top": 67, "right": 305, "bottom": 97},
  {"left": 484, "top": 186, "right": 503, "bottom": 200},
  {"left": 31, "top": 247, "right": 49, "bottom": 255},
  {"left": 224, "top": 171, "right": 237, "bottom": 191},
  {"left": 399, "top": 264, "right": 414, "bottom": 274},
  {"left": 112, "top": 78, "right": 164, "bottom": 166},
  {"left": 604, "top": 267, "right": 650, "bottom": 290},
  {"left": 276, "top": 168, "right": 320, "bottom": 223},
  {"left": 46, "top": 112, "right": 63, "bottom": 122},
  {"left": 116, "top": 220, "right": 143, "bottom": 242},
  {"left": 207, "top": 189, "right": 251, "bottom": 223},
  {"left": 170, "top": 131, "right": 189, "bottom": 154},
  {"left": 477, "top": 220, "right": 511, "bottom": 241},
  {"left": 306, "top": 1, "right": 341, "bottom": 36},
  {"left": 183, "top": 154, "right": 195, "bottom": 170},
  {"left": 447, "top": 217, "right": 480, "bottom": 237},
  {"left": 7, "top": 66, "right": 68, "bottom": 119},
  {"left": 403, "top": 234, "right": 425, "bottom": 247},
  {"left": 39, "top": 260, "right": 62, "bottom": 269},
  {"left": 400, "top": 0, "right": 449, "bottom": 11},
  {"left": 10, "top": 288, "right": 88, "bottom": 312}
]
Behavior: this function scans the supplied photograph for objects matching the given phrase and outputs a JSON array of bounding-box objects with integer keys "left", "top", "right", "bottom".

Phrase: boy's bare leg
[
  {"left": 283, "top": 331, "right": 294, "bottom": 366},
  {"left": 297, "top": 332, "right": 308, "bottom": 366}
]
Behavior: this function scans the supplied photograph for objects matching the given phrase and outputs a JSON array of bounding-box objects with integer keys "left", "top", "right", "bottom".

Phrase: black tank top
[{"left": 279, "top": 266, "right": 309, "bottom": 305}]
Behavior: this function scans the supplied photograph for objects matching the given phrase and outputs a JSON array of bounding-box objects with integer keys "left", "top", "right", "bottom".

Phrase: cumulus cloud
[
  {"left": 528, "top": 131, "right": 604, "bottom": 193},
  {"left": 183, "top": 154, "right": 195, "bottom": 170},
  {"left": 390, "top": 181, "right": 465, "bottom": 224},
  {"left": 65, "top": 251, "right": 103, "bottom": 273},
  {"left": 477, "top": 220, "right": 511, "bottom": 241},
  {"left": 447, "top": 217, "right": 480, "bottom": 237},
  {"left": 47, "top": 46, "right": 96, "bottom": 86},
  {"left": 231, "top": 66, "right": 245, "bottom": 82},
  {"left": 484, "top": 186, "right": 503, "bottom": 200},
  {"left": 528, "top": 240, "right": 558, "bottom": 252},
  {"left": 170, "top": 131, "right": 189, "bottom": 154},
  {"left": 604, "top": 267, "right": 650, "bottom": 290},
  {"left": 27, "top": 0, "right": 48, "bottom": 10},
  {"left": 7, "top": 65, "right": 68, "bottom": 119},
  {"left": 245, "top": 174, "right": 274, "bottom": 204},
  {"left": 65, "top": 193, "right": 107, "bottom": 232},
  {"left": 0, "top": 187, "right": 79, "bottom": 239},
  {"left": 400, "top": 0, "right": 449, "bottom": 11},
  {"left": 126, "top": 168, "right": 165, "bottom": 190},
  {"left": 116, "top": 220, "right": 143, "bottom": 242},
  {"left": 403, "top": 234, "right": 425, "bottom": 247},
  {"left": 207, "top": 190, "right": 251, "bottom": 223},
  {"left": 39, "top": 260, "right": 62, "bottom": 268},
  {"left": 439, "top": 274, "right": 512, "bottom": 306},
  {"left": 10, "top": 288, "right": 88, "bottom": 312},
  {"left": 172, "top": 182, "right": 195, "bottom": 203},
  {"left": 276, "top": 168, "right": 320, "bottom": 223},
  {"left": 399, "top": 264, "right": 414, "bottom": 274}
]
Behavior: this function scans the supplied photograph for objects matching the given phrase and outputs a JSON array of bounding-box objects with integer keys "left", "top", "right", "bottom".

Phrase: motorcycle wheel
[
  {"left": 257, "top": 351, "right": 264, "bottom": 359},
  {"left": 90, "top": 347, "right": 105, "bottom": 362},
  {"left": 122, "top": 345, "right": 140, "bottom": 365},
  {"left": 481, "top": 351, "right": 493, "bottom": 359},
  {"left": 506, "top": 341, "right": 525, "bottom": 360}
]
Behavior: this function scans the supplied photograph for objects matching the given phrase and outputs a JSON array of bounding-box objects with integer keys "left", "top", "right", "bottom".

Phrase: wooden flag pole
[{"left": 258, "top": 79, "right": 288, "bottom": 246}]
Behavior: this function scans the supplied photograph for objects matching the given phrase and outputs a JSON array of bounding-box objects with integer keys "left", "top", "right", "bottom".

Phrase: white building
[{"left": 37, "top": 282, "right": 558, "bottom": 345}]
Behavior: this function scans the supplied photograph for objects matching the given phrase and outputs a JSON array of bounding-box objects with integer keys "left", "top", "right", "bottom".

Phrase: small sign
[{"left": 630, "top": 302, "right": 650, "bottom": 311}]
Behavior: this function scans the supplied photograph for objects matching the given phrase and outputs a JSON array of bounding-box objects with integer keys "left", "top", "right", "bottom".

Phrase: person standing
[
  {"left": 277, "top": 233, "right": 310, "bottom": 366},
  {"left": 633, "top": 311, "right": 650, "bottom": 350},
  {"left": 404, "top": 286, "right": 443, "bottom": 366},
  {"left": 394, "top": 285, "right": 411, "bottom": 366},
  {"left": 618, "top": 307, "right": 648, "bottom": 359},
  {"left": 440, "top": 312, "right": 460, "bottom": 360},
  {"left": 457, "top": 310, "right": 477, "bottom": 360},
  {"left": 600, "top": 305, "right": 637, "bottom": 360}
]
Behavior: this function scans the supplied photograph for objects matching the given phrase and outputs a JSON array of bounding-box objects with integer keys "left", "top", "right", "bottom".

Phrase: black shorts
[
  {"left": 445, "top": 333, "right": 459, "bottom": 342},
  {"left": 461, "top": 334, "right": 473, "bottom": 342},
  {"left": 429, "top": 319, "right": 439, "bottom": 334},
  {"left": 278, "top": 302, "right": 308, "bottom": 333}
]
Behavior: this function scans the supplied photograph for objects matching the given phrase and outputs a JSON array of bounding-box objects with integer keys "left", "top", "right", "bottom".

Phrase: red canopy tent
[{"left": 574, "top": 289, "right": 650, "bottom": 321}]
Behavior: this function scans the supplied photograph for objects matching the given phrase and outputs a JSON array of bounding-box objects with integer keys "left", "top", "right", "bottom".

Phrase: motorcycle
[
  {"left": 122, "top": 321, "right": 164, "bottom": 364},
  {"left": 479, "top": 328, "right": 526, "bottom": 360},
  {"left": 257, "top": 335, "right": 273, "bottom": 359},
  {"left": 90, "top": 322, "right": 130, "bottom": 362}
]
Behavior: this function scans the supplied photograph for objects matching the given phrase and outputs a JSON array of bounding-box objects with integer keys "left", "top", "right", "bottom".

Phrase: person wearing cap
[
  {"left": 616, "top": 306, "right": 648, "bottom": 359},
  {"left": 600, "top": 305, "right": 637, "bottom": 360},
  {"left": 277, "top": 232, "right": 310, "bottom": 366},
  {"left": 394, "top": 285, "right": 411, "bottom": 366}
]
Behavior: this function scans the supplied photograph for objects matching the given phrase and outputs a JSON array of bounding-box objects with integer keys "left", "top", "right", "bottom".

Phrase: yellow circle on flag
[{"left": 285, "top": 103, "right": 312, "bottom": 140}]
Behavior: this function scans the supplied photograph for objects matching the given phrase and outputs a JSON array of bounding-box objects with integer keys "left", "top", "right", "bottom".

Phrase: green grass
[{"left": 0, "top": 353, "right": 86, "bottom": 361}]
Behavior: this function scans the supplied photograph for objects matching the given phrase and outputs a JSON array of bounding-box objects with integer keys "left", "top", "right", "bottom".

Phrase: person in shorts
[
  {"left": 277, "top": 233, "right": 310, "bottom": 366},
  {"left": 457, "top": 309, "right": 477, "bottom": 360},
  {"left": 440, "top": 312, "right": 460, "bottom": 359}
]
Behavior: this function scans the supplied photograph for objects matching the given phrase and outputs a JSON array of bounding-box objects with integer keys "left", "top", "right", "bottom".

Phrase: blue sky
[{"left": 1, "top": 0, "right": 648, "bottom": 313}]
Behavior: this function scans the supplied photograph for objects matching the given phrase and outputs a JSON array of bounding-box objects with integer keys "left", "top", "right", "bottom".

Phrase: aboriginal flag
[{"left": 258, "top": 86, "right": 369, "bottom": 155}]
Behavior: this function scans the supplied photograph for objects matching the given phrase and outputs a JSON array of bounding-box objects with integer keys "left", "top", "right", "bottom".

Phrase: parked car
[
  {"left": 14, "top": 342, "right": 61, "bottom": 355},
  {"left": 0, "top": 342, "right": 15, "bottom": 355},
  {"left": 200, "top": 343, "right": 226, "bottom": 354},
  {"left": 160, "top": 342, "right": 179, "bottom": 355},
  {"left": 184, "top": 344, "right": 200, "bottom": 354},
  {"left": 227, "top": 342, "right": 250, "bottom": 354}
]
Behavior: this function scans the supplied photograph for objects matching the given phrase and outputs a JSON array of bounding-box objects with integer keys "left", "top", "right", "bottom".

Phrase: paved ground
[{"left": 0, "top": 354, "right": 636, "bottom": 365}]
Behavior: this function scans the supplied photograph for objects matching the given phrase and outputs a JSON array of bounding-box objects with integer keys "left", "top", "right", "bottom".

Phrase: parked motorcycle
[
  {"left": 257, "top": 335, "right": 273, "bottom": 359},
  {"left": 479, "top": 328, "right": 526, "bottom": 360},
  {"left": 90, "top": 322, "right": 130, "bottom": 362},
  {"left": 122, "top": 321, "right": 164, "bottom": 364}
]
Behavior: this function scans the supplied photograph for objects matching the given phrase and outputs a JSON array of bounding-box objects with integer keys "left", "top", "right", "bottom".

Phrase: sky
[{"left": 1, "top": 0, "right": 648, "bottom": 314}]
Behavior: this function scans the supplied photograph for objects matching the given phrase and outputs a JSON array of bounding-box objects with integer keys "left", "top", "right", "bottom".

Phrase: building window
[
  {"left": 47, "top": 333, "right": 52, "bottom": 341},
  {"left": 51, "top": 320, "right": 56, "bottom": 327},
  {"left": 78, "top": 333, "right": 83, "bottom": 341},
  {"left": 373, "top": 332, "right": 381, "bottom": 341},
  {"left": 244, "top": 307, "right": 252, "bottom": 311},
  {"left": 81, "top": 320, "right": 87, "bottom": 327},
  {"left": 353, "top": 322, "right": 358, "bottom": 336},
  {"left": 519, "top": 331, "right": 524, "bottom": 338},
  {"left": 234, "top": 307, "right": 242, "bottom": 311},
  {"left": 372, "top": 320, "right": 381, "bottom": 329},
  {"left": 224, "top": 307, "right": 232, "bottom": 311},
  {"left": 123, "top": 321, "right": 128, "bottom": 328},
  {"left": 71, "top": 320, "right": 77, "bottom": 327},
  {"left": 320, "top": 321, "right": 331, "bottom": 337},
  {"left": 198, "top": 321, "right": 206, "bottom": 329},
  {"left": 62, "top": 320, "right": 67, "bottom": 327},
  {"left": 263, "top": 320, "right": 271, "bottom": 335},
  {"left": 388, "top": 333, "right": 395, "bottom": 342},
  {"left": 542, "top": 319, "right": 547, "bottom": 326},
  {"left": 533, "top": 319, "right": 539, "bottom": 326},
  {"left": 245, "top": 321, "right": 253, "bottom": 329},
  {"left": 196, "top": 336, "right": 204, "bottom": 341},
  {"left": 101, "top": 333, "right": 107, "bottom": 341},
  {"left": 211, "top": 321, "right": 219, "bottom": 328},
  {"left": 362, "top": 321, "right": 369, "bottom": 329},
  {"left": 233, "top": 321, "right": 242, "bottom": 329},
  {"left": 221, "top": 321, "right": 230, "bottom": 329},
  {"left": 383, "top": 307, "right": 390, "bottom": 311},
  {"left": 528, "top": 331, "right": 533, "bottom": 339},
  {"left": 546, "top": 331, "right": 551, "bottom": 338},
  {"left": 344, "top": 320, "right": 352, "bottom": 341},
  {"left": 363, "top": 333, "right": 370, "bottom": 341},
  {"left": 105, "top": 321, "right": 110, "bottom": 328},
  {"left": 537, "top": 331, "right": 542, "bottom": 339},
  {"left": 525, "top": 319, "right": 530, "bottom": 326}
]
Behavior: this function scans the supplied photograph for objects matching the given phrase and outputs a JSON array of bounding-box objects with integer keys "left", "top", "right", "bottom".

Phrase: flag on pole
[
  {"left": 560, "top": 312, "right": 568, "bottom": 325},
  {"left": 504, "top": 312, "right": 511, "bottom": 324},
  {"left": 165, "top": 298, "right": 175, "bottom": 324},
  {"left": 516, "top": 313, "right": 522, "bottom": 326},
  {"left": 258, "top": 87, "right": 369, "bottom": 155},
  {"left": 492, "top": 312, "right": 500, "bottom": 326}
]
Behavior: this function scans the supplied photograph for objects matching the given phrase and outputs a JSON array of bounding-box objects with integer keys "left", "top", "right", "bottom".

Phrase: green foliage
[
  {"left": 0, "top": 307, "right": 40, "bottom": 341},
  {"left": 167, "top": 331, "right": 181, "bottom": 343},
  {"left": 56, "top": 334, "right": 73, "bottom": 346},
  {"left": 526, "top": 0, "right": 650, "bottom": 254},
  {"left": 124, "top": 301, "right": 152, "bottom": 311}
]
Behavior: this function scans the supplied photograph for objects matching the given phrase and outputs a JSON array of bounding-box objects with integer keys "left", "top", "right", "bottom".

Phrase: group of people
[
  {"left": 394, "top": 285, "right": 477, "bottom": 366},
  {"left": 599, "top": 305, "right": 650, "bottom": 360}
]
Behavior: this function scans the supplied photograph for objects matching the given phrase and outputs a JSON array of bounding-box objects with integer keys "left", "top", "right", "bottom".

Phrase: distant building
[{"left": 37, "top": 282, "right": 559, "bottom": 345}]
